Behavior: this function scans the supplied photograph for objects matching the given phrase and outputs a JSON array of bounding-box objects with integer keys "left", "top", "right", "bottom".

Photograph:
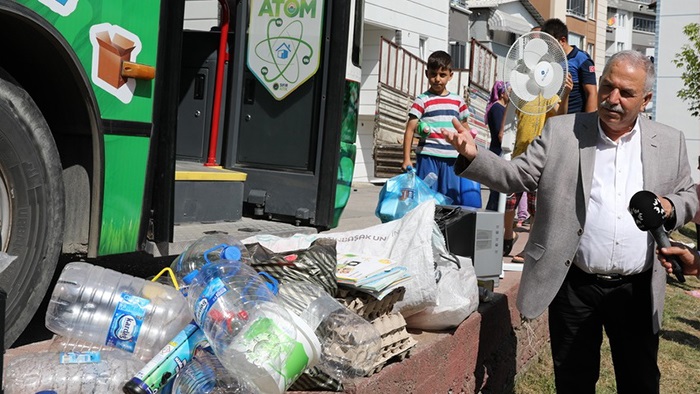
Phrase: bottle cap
[{"left": 222, "top": 246, "right": 242, "bottom": 262}]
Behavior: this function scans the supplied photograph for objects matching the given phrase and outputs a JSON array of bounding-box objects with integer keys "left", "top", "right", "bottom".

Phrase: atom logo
[{"left": 254, "top": 18, "right": 314, "bottom": 84}]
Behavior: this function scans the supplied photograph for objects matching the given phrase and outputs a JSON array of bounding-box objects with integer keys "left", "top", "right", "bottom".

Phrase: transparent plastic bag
[{"left": 375, "top": 167, "right": 452, "bottom": 223}]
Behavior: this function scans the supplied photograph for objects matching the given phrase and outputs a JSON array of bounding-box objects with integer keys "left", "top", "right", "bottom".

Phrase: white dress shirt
[{"left": 575, "top": 117, "right": 653, "bottom": 275}]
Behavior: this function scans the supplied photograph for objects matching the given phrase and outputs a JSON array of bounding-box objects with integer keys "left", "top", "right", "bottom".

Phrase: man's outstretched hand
[{"left": 442, "top": 118, "right": 478, "bottom": 160}]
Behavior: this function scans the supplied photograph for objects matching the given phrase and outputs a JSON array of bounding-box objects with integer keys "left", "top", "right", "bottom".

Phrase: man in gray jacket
[{"left": 442, "top": 50, "right": 697, "bottom": 393}]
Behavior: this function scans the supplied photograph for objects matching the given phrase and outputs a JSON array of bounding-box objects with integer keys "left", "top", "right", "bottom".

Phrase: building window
[
  {"left": 589, "top": 0, "right": 596, "bottom": 19},
  {"left": 450, "top": 42, "right": 467, "bottom": 69},
  {"left": 587, "top": 43, "right": 594, "bottom": 57},
  {"left": 569, "top": 33, "right": 584, "bottom": 49},
  {"left": 419, "top": 36, "right": 427, "bottom": 61},
  {"left": 567, "top": 0, "right": 586, "bottom": 18},
  {"left": 619, "top": 12, "right": 626, "bottom": 27},
  {"left": 633, "top": 15, "right": 656, "bottom": 32},
  {"left": 617, "top": 42, "right": 624, "bottom": 52}
]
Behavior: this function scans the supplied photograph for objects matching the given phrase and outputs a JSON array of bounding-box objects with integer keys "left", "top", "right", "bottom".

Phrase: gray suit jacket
[{"left": 456, "top": 112, "right": 697, "bottom": 332}]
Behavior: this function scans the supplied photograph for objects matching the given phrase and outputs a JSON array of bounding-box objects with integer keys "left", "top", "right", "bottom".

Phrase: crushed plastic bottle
[
  {"left": 278, "top": 281, "right": 382, "bottom": 381},
  {"left": 3, "top": 350, "right": 145, "bottom": 394},
  {"left": 182, "top": 260, "right": 321, "bottom": 394},
  {"left": 45, "top": 262, "right": 192, "bottom": 361}
]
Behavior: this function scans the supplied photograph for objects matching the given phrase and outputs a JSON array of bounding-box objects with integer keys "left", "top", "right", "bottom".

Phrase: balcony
[{"left": 606, "top": 26, "right": 616, "bottom": 42}]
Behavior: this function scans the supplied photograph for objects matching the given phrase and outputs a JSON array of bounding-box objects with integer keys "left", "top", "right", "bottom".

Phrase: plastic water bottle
[
  {"left": 45, "top": 262, "right": 193, "bottom": 361},
  {"left": 172, "top": 234, "right": 251, "bottom": 283},
  {"left": 417, "top": 121, "right": 432, "bottom": 138},
  {"left": 395, "top": 166, "right": 417, "bottom": 219},
  {"left": 182, "top": 260, "right": 321, "bottom": 394},
  {"left": 172, "top": 347, "right": 261, "bottom": 394},
  {"left": 3, "top": 350, "right": 145, "bottom": 394},
  {"left": 277, "top": 281, "right": 382, "bottom": 381},
  {"left": 423, "top": 172, "right": 438, "bottom": 188}
]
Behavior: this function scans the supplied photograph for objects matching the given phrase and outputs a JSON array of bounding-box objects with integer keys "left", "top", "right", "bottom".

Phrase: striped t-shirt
[{"left": 409, "top": 91, "right": 470, "bottom": 158}]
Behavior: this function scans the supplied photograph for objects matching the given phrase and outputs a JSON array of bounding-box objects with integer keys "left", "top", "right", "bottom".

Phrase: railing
[
  {"left": 468, "top": 38, "right": 497, "bottom": 93},
  {"left": 378, "top": 37, "right": 470, "bottom": 100},
  {"left": 378, "top": 38, "right": 428, "bottom": 99}
]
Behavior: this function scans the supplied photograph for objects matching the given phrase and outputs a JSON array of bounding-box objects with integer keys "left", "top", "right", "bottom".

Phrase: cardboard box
[{"left": 95, "top": 31, "right": 135, "bottom": 89}]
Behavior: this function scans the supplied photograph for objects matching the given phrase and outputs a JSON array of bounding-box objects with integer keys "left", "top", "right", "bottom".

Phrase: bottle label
[
  {"left": 130, "top": 322, "right": 208, "bottom": 394},
  {"left": 105, "top": 292, "right": 151, "bottom": 353},
  {"left": 59, "top": 351, "right": 101, "bottom": 364},
  {"left": 193, "top": 277, "right": 228, "bottom": 326},
  {"left": 234, "top": 316, "right": 308, "bottom": 392}
]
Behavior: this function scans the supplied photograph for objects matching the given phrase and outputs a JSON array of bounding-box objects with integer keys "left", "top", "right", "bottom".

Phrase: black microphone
[{"left": 628, "top": 190, "right": 685, "bottom": 283}]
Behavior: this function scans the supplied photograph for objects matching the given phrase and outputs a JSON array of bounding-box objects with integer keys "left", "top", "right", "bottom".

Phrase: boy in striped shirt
[{"left": 401, "top": 50, "right": 477, "bottom": 206}]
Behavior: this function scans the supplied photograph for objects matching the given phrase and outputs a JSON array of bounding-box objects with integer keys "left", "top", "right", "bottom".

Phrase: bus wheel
[{"left": 0, "top": 69, "right": 65, "bottom": 347}]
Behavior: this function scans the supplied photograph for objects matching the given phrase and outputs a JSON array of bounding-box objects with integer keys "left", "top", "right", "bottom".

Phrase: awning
[{"left": 488, "top": 9, "right": 533, "bottom": 36}]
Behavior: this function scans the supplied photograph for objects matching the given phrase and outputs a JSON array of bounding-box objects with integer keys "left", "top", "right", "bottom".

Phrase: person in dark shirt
[
  {"left": 484, "top": 80, "right": 509, "bottom": 211},
  {"left": 542, "top": 18, "right": 597, "bottom": 113}
]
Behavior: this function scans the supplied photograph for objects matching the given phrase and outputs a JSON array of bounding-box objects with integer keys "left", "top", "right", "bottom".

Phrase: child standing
[{"left": 401, "top": 50, "right": 477, "bottom": 207}]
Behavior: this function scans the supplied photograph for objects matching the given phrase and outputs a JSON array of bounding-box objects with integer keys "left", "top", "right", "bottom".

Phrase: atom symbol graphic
[{"left": 254, "top": 18, "right": 314, "bottom": 84}]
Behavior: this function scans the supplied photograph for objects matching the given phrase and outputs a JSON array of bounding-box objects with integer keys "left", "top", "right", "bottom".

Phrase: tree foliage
[{"left": 672, "top": 23, "right": 700, "bottom": 117}]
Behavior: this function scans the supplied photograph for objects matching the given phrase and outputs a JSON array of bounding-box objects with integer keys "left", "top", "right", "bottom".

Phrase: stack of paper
[{"left": 336, "top": 253, "right": 411, "bottom": 300}]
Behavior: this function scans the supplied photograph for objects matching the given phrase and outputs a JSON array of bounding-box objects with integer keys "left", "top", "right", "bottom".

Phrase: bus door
[{"left": 224, "top": 0, "right": 354, "bottom": 229}]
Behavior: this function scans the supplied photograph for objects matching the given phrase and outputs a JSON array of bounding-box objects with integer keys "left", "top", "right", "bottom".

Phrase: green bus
[{"left": 0, "top": 0, "right": 363, "bottom": 346}]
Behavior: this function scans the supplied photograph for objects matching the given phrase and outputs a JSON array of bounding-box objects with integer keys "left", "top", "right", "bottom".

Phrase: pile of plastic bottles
[{"left": 3, "top": 233, "right": 382, "bottom": 394}]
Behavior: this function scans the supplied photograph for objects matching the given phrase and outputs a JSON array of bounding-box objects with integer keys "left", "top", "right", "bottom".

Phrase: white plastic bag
[
  {"left": 404, "top": 223, "right": 479, "bottom": 330},
  {"left": 243, "top": 201, "right": 439, "bottom": 317}
]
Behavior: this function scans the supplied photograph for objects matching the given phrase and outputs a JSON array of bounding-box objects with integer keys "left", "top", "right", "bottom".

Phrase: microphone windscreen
[{"left": 628, "top": 190, "right": 665, "bottom": 231}]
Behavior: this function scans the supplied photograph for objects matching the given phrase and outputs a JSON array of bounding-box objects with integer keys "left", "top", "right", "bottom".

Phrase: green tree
[{"left": 672, "top": 23, "right": 700, "bottom": 117}]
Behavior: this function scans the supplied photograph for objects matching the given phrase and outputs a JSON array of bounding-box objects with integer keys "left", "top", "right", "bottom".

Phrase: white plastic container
[
  {"left": 3, "top": 351, "right": 144, "bottom": 394},
  {"left": 45, "top": 262, "right": 192, "bottom": 361},
  {"left": 184, "top": 260, "right": 320, "bottom": 394}
]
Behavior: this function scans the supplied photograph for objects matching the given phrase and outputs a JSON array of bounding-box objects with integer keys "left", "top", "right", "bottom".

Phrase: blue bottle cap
[{"left": 222, "top": 246, "right": 242, "bottom": 262}]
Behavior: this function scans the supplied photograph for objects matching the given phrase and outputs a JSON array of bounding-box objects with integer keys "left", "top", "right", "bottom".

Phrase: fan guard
[{"left": 504, "top": 31, "right": 568, "bottom": 116}]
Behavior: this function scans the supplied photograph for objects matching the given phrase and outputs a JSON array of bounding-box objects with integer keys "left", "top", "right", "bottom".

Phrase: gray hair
[{"left": 603, "top": 50, "right": 655, "bottom": 92}]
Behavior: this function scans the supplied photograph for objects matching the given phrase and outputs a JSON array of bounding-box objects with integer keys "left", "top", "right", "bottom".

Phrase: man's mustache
[{"left": 601, "top": 101, "right": 624, "bottom": 114}]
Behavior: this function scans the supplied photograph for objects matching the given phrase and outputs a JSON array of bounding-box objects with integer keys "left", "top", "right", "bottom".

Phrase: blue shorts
[{"left": 416, "top": 154, "right": 482, "bottom": 208}]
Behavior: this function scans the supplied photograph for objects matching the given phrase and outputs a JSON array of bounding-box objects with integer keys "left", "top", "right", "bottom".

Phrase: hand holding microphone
[{"left": 628, "top": 190, "right": 685, "bottom": 283}]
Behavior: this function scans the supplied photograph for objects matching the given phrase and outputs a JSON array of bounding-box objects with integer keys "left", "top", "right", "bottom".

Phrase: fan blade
[
  {"left": 523, "top": 38, "right": 548, "bottom": 69},
  {"left": 510, "top": 70, "right": 538, "bottom": 102},
  {"left": 542, "top": 62, "right": 564, "bottom": 99}
]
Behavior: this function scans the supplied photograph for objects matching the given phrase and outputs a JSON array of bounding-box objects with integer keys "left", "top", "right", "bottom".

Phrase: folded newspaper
[{"left": 336, "top": 253, "right": 411, "bottom": 300}]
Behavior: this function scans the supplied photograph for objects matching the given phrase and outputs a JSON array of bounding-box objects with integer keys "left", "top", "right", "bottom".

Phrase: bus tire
[{"left": 0, "top": 69, "right": 65, "bottom": 347}]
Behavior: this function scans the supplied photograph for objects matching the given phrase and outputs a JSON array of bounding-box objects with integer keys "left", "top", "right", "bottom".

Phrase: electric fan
[{"left": 504, "top": 31, "right": 568, "bottom": 115}]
